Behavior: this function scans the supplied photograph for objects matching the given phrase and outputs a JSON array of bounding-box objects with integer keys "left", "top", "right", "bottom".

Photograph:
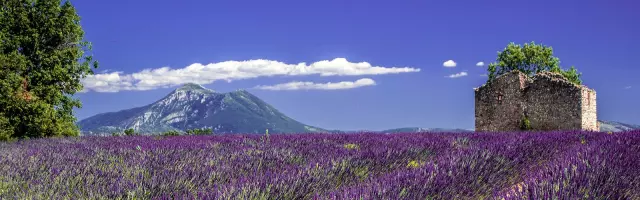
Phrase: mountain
[
  {"left": 78, "top": 83, "right": 639, "bottom": 135},
  {"left": 378, "top": 121, "right": 640, "bottom": 133},
  {"left": 598, "top": 120, "right": 640, "bottom": 132},
  {"left": 380, "top": 127, "right": 473, "bottom": 133},
  {"left": 78, "top": 83, "right": 328, "bottom": 135}
]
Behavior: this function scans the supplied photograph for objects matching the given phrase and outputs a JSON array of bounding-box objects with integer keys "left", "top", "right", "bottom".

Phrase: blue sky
[{"left": 72, "top": 0, "right": 639, "bottom": 131}]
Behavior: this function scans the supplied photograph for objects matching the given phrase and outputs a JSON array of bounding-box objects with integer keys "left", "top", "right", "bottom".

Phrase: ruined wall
[
  {"left": 474, "top": 71, "right": 598, "bottom": 132},
  {"left": 581, "top": 87, "right": 598, "bottom": 131},
  {"left": 525, "top": 72, "right": 583, "bottom": 131},
  {"left": 474, "top": 71, "right": 530, "bottom": 132}
]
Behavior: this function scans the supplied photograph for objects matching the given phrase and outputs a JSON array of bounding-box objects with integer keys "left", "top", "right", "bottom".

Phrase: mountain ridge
[
  {"left": 378, "top": 119, "right": 640, "bottom": 133},
  {"left": 78, "top": 83, "right": 328, "bottom": 135},
  {"left": 78, "top": 83, "right": 640, "bottom": 135}
]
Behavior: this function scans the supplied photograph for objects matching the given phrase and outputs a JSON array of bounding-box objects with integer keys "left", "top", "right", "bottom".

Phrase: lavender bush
[{"left": 0, "top": 131, "right": 638, "bottom": 199}]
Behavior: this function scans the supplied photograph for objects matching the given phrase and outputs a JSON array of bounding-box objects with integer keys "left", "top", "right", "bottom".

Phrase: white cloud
[
  {"left": 480, "top": 74, "right": 488, "bottom": 77},
  {"left": 254, "top": 78, "right": 376, "bottom": 91},
  {"left": 81, "top": 58, "right": 419, "bottom": 92},
  {"left": 80, "top": 72, "right": 135, "bottom": 93},
  {"left": 476, "top": 62, "right": 485, "bottom": 67},
  {"left": 443, "top": 60, "right": 457, "bottom": 67},
  {"left": 624, "top": 86, "right": 632, "bottom": 89},
  {"left": 446, "top": 71, "right": 468, "bottom": 78}
]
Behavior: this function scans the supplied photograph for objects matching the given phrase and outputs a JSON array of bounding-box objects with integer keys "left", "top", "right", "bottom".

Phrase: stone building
[{"left": 474, "top": 70, "right": 597, "bottom": 132}]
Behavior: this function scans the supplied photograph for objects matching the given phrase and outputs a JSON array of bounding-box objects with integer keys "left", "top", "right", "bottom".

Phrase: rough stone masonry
[{"left": 474, "top": 70, "right": 598, "bottom": 132}]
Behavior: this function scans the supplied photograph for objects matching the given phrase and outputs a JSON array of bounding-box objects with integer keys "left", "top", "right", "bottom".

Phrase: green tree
[
  {"left": 560, "top": 66, "right": 581, "bottom": 85},
  {"left": 0, "top": 115, "right": 11, "bottom": 141},
  {"left": 0, "top": 0, "right": 97, "bottom": 140},
  {"left": 124, "top": 128, "right": 135, "bottom": 136},
  {"left": 161, "top": 130, "right": 180, "bottom": 136},
  {"left": 487, "top": 42, "right": 581, "bottom": 84},
  {"left": 186, "top": 128, "right": 213, "bottom": 135}
]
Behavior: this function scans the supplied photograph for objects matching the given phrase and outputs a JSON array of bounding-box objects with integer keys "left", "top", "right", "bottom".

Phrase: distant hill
[
  {"left": 598, "top": 120, "right": 640, "bottom": 132},
  {"left": 376, "top": 120, "right": 640, "bottom": 133},
  {"left": 78, "top": 83, "right": 639, "bottom": 135},
  {"left": 77, "top": 83, "right": 328, "bottom": 135},
  {"left": 379, "top": 127, "right": 472, "bottom": 133}
]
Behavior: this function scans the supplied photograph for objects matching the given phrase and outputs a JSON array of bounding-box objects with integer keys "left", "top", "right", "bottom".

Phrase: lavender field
[{"left": 0, "top": 131, "right": 639, "bottom": 199}]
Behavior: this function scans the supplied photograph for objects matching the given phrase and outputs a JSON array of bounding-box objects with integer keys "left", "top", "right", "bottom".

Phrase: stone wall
[
  {"left": 474, "top": 71, "right": 598, "bottom": 132},
  {"left": 474, "top": 71, "right": 530, "bottom": 132},
  {"left": 525, "top": 72, "right": 583, "bottom": 131},
  {"left": 581, "top": 87, "right": 598, "bottom": 131}
]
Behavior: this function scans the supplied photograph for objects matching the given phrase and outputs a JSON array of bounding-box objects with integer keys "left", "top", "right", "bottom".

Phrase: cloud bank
[
  {"left": 254, "top": 78, "right": 376, "bottom": 91},
  {"left": 447, "top": 71, "right": 468, "bottom": 78},
  {"left": 443, "top": 60, "right": 457, "bottom": 67},
  {"left": 476, "top": 62, "right": 485, "bottom": 67},
  {"left": 81, "top": 58, "right": 419, "bottom": 92}
]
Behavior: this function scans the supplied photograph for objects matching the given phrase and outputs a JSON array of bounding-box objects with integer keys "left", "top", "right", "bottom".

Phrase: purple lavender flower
[{"left": 0, "top": 131, "right": 637, "bottom": 199}]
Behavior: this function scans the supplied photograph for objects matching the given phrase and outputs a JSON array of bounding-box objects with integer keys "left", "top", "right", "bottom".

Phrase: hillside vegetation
[{"left": 0, "top": 131, "right": 638, "bottom": 199}]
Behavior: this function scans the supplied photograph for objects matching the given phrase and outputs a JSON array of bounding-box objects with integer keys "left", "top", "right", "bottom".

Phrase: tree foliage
[
  {"left": 487, "top": 42, "right": 582, "bottom": 84},
  {"left": 161, "top": 130, "right": 181, "bottom": 136},
  {"left": 186, "top": 128, "right": 213, "bottom": 135},
  {"left": 0, "top": 0, "right": 97, "bottom": 140},
  {"left": 124, "top": 128, "right": 136, "bottom": 136},
  {"left": 0, "top": 116, "right": 11, "bottom": 141}
]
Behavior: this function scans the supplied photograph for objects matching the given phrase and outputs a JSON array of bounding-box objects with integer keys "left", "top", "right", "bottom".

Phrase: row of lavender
[{"left": 0, "top": 130, "right": 638, "bottom": 199}]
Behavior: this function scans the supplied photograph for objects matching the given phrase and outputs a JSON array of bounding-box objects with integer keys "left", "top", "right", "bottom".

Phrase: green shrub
[
  {"left": 185, "top": 128, "right": 213, "bottom": 135},
  {"left": 124, "top": 128, "right": 136, "bottom": 136},
  {"left": 521, "top": 116, "right": 532, "bottom": 131},
  {"left": 161, "top": 130, "right": 181, "bottom": 136}
]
